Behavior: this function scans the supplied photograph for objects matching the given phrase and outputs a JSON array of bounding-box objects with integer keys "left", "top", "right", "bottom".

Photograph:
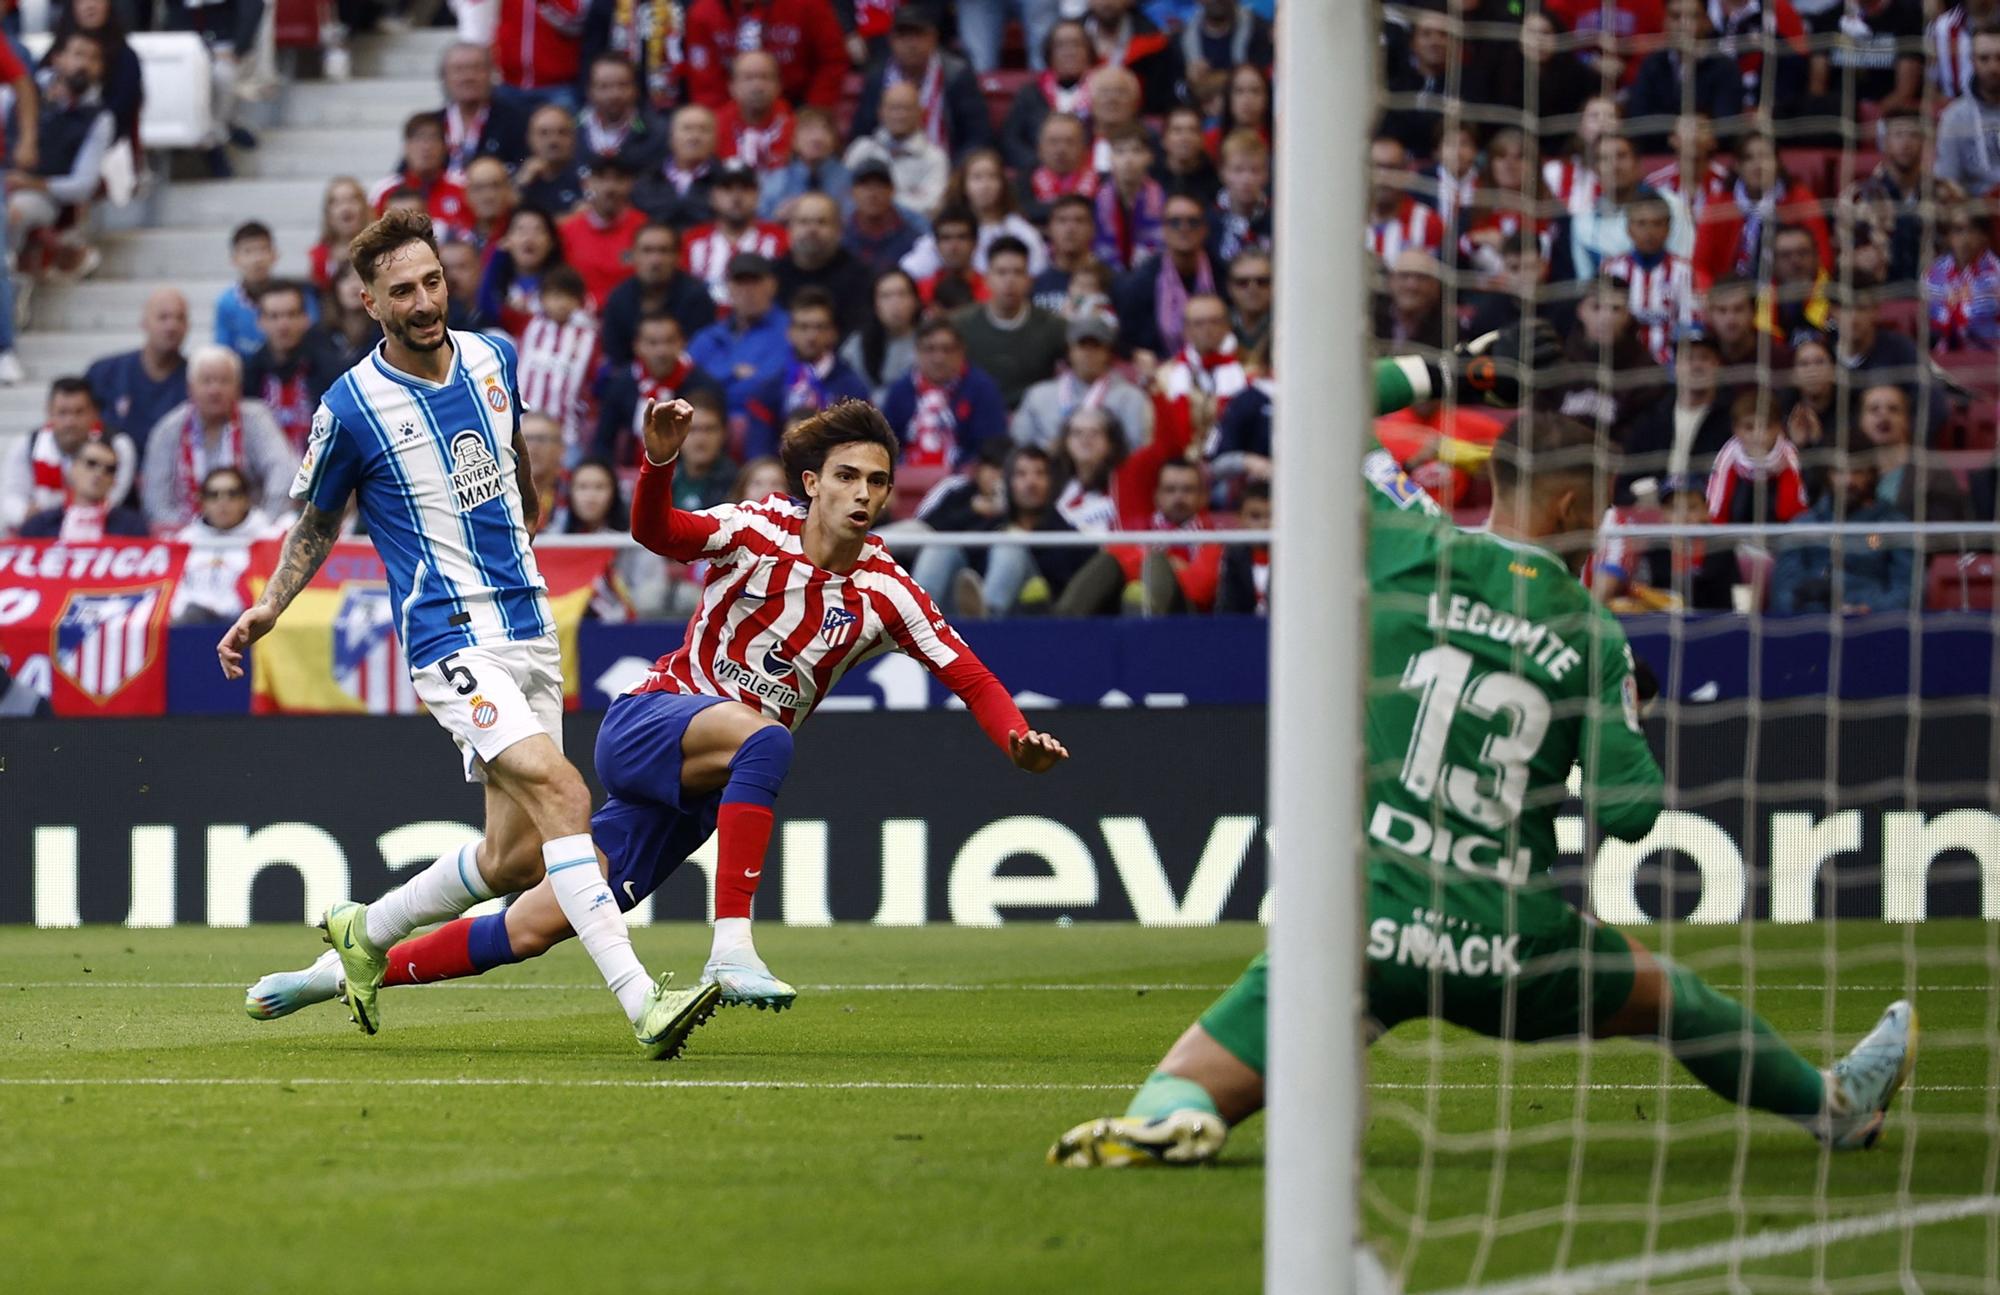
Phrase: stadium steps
[{"left": 1, "top": 32, "right": 436, "bottom": 474}]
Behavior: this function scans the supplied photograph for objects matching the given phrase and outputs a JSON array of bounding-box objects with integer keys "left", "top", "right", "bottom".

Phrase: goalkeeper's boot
[
  {"left": 318, "top": 901, "right": 387, "bottom": 1036},
  {"left": 634, "top": 974, "right": 722, "bottom": 1061},
  {"left": 701, "top": 955, "right": 797, "bottom": 1011},
  {"left": 244, "top": 950, "right": 343, "bottom": 1021},
  {"left": 1818, "top": 1000, "right": 1919, "bottom": 1150},
  {"left": 1047, "top": 1111, "right": 1228, "bottom": 1168}
]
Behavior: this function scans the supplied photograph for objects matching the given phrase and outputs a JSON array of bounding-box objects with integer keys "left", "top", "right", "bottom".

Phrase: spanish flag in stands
[{"left": 247, "top": 539, "right": 607, "bottom": 714}]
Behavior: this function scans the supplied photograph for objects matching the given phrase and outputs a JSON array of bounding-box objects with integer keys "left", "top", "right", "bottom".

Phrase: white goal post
[{"left": 1266, "top": 1, "right": 1373, "bottom": 1292}]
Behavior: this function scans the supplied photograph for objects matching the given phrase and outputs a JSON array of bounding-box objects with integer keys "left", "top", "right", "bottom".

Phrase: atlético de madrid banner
[{"left": 0, "top": 540, "right": 185, "bottom": 715}]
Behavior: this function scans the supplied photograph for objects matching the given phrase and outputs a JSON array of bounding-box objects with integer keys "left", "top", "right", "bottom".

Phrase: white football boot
[
  {"left": 244, "top": 950, "right": 343, "bottom": 1020},
  {"left": 1812, "top": 1000, "right": 1919, "bottom": 1150},
  {"left": 700, "top": 954, "right": 797, "bottom": 1011}
]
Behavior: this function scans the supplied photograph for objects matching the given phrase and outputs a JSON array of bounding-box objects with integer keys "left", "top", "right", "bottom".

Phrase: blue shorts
[{"left": 592, "top": 690, "right": 729, "bottom": 913}]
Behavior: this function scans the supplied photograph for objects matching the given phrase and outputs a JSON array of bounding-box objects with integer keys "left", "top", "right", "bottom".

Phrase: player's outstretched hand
[
  {"left": 216, "top": 603, "right": 278, "bottom": 680},
  {"left": 1452, "top": 318, "right": 1560, "bottom": 408},
  {"left": 642, "top": 397, "right": 695, "bottom": 466},
  {"left": 1009, "top": 729, "right": 1070, "bottom": 773}
]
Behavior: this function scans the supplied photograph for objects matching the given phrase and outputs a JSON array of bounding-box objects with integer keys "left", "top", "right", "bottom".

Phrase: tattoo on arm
[
  {"left": 259, "top": 503, "right": 342, "bottom": 613},
  {"left": 513, "top": 427, "right": 539, "bottom": 532}
]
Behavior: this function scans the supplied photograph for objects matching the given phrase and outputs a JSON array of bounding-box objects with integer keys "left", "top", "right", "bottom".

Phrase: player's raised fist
[
  {"left": 1008, "top": 729, "right": 1071, "bottom": 773},
  {"left": 642, "top": 398, "right": 695, "bottom": 466}
]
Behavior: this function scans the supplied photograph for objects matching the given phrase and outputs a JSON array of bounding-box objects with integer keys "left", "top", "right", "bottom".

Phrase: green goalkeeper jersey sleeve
[{"left": 1362, "top": 451, "right": 1664, "bottom": 885}]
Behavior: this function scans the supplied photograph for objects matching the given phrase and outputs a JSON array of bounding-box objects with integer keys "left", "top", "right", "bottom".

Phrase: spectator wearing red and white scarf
[
  {"left": 493, "top": 0, "right": 585, "bottom": 95},
  {"left": 1924, "top": 206, "right": 2000, "bottom": 354},
  {"left": 850, "top": 6, "right": 991, "bottom": 161},
  {"left": 880, "top": 318, "right": 1009, "bottom": 471},
  {"left": 680, "top": 0, "right": 850, "bottom": 112},
  {"left": 138, "top": 347, "right": 296, "bottom": 530},
  {"left": 593, "top": 311, "right": 725, "bottom": 466},
  {"left": 1691, "top": 134, "right": 1828, "bottom": 287},
  {"left": 517, "top": 266, "right": 603, "bottom": 458},
  {"left": 1365, "top": 136, "right": 1444, "bottom": 270},
  {"left": 1001, "top": 19, "right": 1096, "bottom": 173},
  {"left": 682, "top": 161, "right": 790, "bottom": 308},
  {"left": 1160, "top": 295, "right": 1248, "bottom": 414},
  {"left": 714, "top": 51, "right": 795, "bottom": 174},
  {"left": 1017, "top": 112, "right": 1097, "bottom": 225},
  {"left": 15, "top": 436, "right": 147, "bottom": 541},
  {"left": 842, "top": 83, "right": 952, "bottom": 217},
  {"left": 1706, "top": 389, "right": 1811, "bottom": 525},
  {"left": 0, "top": 378, "right": 135, "bottom": 533},
  {"left": 1642, "top": 114, "right": 1734, "bottom": 219},
  {"left": 369, "top": 113, "right": 472, "bottom": 237}
]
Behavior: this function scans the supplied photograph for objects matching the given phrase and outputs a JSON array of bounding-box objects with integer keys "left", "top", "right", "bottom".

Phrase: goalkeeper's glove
[{"left": 1426, "top": 318, "right": 1560, "bottom": 410}]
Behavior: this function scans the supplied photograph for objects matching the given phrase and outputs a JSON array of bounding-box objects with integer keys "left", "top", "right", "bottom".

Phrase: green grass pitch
[{"left": 4, "top": 920, "right": 1995, "bottom": 1293}]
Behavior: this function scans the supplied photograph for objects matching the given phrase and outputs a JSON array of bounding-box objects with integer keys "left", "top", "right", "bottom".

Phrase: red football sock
[
  {"left": 714, "top": 802, "right": 775, "bottom": 920},
  {"left": 382, "top": 917, "right": 477, "bottom": 987}
]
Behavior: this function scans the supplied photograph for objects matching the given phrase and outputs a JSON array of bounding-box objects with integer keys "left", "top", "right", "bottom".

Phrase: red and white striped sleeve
[
  {"left": 629, "top": 456, "right": 750, "bottom": 563},
  {"left": 865, "top": 558, "right": 1028, "bottom": 755}
]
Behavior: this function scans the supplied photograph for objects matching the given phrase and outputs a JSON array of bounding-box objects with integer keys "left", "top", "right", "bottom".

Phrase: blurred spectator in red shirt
[
  {"left": 1707, "top": 388, "right": 1811, "bottom": 524},
  {"left": 1085, "top": 0, "right": 1184, "bottom": 117},
  {"left": 558, "top": 155, "right": 649, "bottom": 305},
  {"left": 310, "top": 177, "right": 370, "bottom": 292},
  {"left": 1692, "top": 132, "right": 1828, "bottom": 286},
  {"left": 681, "top": 0, "right": 850, "bottom": 111},
  {"left": 715, "top": 50, "right": 795, "bottom": 173},
  {"left": 682, "top": 160, "right": 789, "bottom": 308},
  {"left": 370, "top": 113, "right": 472, "bottom": 236},
  {"left": 493, "top": 0, "right": 587, "bottom": 106}
]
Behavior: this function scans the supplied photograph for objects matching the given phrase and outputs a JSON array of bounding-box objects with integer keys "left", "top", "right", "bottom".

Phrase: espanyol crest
[
  {"left": 333, "top": 585, "right": 412, "bottom": 713},
  {"left": 819, "top": 607, "right": 858, "bottom": 648},
  {"left": 54, "top": 588, "right": 160, "bottom": 702}
]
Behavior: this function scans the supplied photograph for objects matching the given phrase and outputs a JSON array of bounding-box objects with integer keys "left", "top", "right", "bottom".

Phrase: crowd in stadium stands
[
  {"left": 1372, "top": 0, "right": 1999, "bottom": 615},
  {"left": 2, "top": 0, "right": 1995, "bottom": 620}
]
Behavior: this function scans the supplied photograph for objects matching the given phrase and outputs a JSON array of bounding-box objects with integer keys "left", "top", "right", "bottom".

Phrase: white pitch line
[
  {"left": 0, "top": 1076, "right": 1990, "bottom": 1094},
  {"left": 0, "top": 1076, "right": 1132, "bottom": 1092},
  {"left": 4, "top": 981, "right": 1230, "bottom": 992},
  {"left": 1449, "top": 1194, "right": 2000, "bottom": 1295}
]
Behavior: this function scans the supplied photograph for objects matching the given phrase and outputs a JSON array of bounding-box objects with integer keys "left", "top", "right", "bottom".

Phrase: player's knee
[{"left": 727, "top": 722, "right": 793, "bottom": 799}]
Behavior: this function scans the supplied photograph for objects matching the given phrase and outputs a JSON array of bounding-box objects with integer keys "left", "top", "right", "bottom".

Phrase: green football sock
[
  {"left": 1124, "top": 1072, "right": 1220, "bottom": 1122},
  {"left": 1664, "top": 963, "right": 1825, "bottom": 1118}
]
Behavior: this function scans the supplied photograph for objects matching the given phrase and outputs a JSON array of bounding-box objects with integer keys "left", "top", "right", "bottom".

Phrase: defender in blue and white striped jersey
[{"left": 218, "top": 210, "right": 713, "bottom": 1060}]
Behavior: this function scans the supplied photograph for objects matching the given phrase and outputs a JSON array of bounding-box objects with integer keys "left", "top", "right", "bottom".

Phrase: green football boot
[
  {"left": 318, "top": 902, "right": 387, "bottom": 1036},
  {"left": 635, "top": 975, "right": 722, "bottom": 1061}
]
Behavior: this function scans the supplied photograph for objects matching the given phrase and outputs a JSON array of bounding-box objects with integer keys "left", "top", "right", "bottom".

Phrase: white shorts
[{"left": 412, "top": 634, "right": 565, "bottom": 783}]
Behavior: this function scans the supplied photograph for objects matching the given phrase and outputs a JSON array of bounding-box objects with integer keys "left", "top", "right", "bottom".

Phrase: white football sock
[
  {"left": 709, "top": 916, "right": 758, "bottom": 966},
  {"left": 365, "top": 842, "right": 495, "bottom": 950},
  {"left": 543, "top": 833, "right": 651, "bottom": 1023}
]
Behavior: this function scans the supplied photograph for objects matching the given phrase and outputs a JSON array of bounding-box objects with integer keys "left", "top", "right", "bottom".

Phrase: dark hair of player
[
  {"left": 779, "top": 399, "right": 900, "bottom": 500},
  {"left": 48, "top": 375, "right": 96, "bottom": 406},
  {"left": 1489, "top": 411, "right": 1599, "bottom": 498},
  {"left": 232, "top": 221, "right": 275, "bottom": 248},
  {"left": 347, "top": 208, "right": 440, "bottom": 287}
]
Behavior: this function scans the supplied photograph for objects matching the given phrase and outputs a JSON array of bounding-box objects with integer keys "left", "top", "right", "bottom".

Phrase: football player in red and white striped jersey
[{"left": 334, "top": 397, "right": 1070, "bottom": 1019}]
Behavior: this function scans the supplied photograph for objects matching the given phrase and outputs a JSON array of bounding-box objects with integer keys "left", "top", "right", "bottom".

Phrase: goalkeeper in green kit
[{"left": 1050, "top": 325, "right": 1917, "bottom": 1168}]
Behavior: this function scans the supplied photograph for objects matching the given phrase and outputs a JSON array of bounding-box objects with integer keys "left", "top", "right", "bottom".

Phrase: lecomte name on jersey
[{"left": 1424, "top": 591, "right": 1584, "bottom": 682}]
